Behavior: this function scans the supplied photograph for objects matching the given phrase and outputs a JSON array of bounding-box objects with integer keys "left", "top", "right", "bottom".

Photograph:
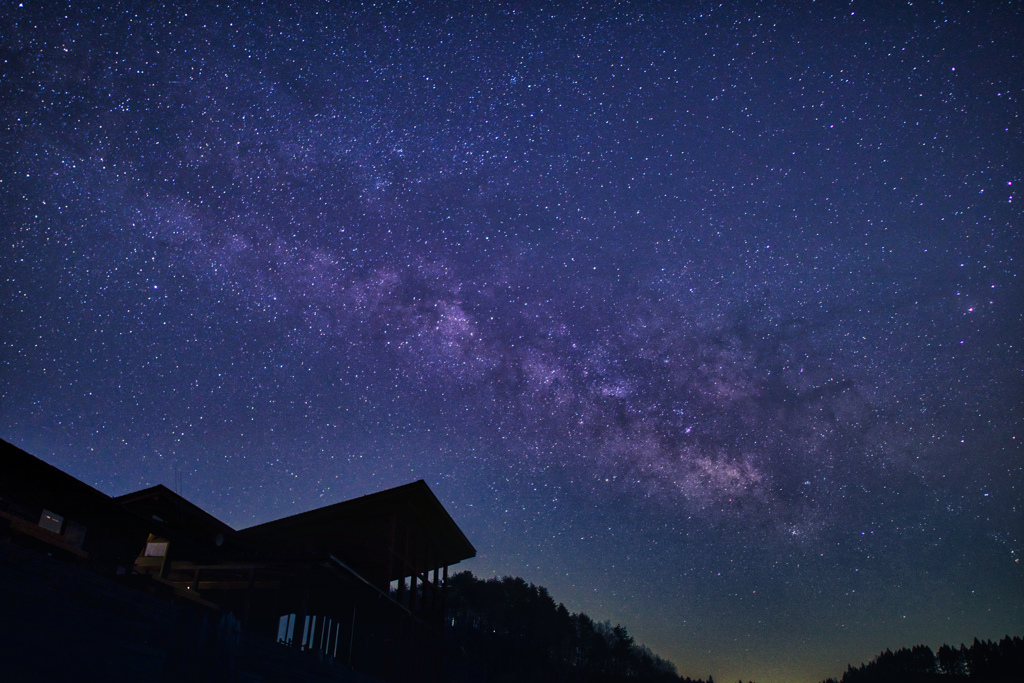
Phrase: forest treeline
[
  {"left": 820, "top": 636, "right": 1024, "bottom": 683},
  {"left": 440, "top": 571, "right": 1022, "bottom": 683},
  {"left": 441, "top": 571, "right": 710, "bottom": 683}
]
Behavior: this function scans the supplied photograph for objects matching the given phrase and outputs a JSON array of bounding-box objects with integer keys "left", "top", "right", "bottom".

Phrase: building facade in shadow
[{"left": 0, "top": 438, "right": 475, "bottom": 682}]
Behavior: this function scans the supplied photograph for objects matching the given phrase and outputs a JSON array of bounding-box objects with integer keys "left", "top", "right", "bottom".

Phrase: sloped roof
[
  {"left": 0, "top": 438, "right": 150, "bottom": 568},
  {"left": 0, "top": 438, "right": 143, "bottom": 528},
  {"left": 238, "top": 480, "right": 476, "bottom": 579},
  {"left": 116, "top": 485, "right": 234, "bottom": 557}
]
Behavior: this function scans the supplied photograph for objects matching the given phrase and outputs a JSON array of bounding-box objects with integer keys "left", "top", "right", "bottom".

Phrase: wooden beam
[{"left": 181, "top": 580, "right": 283, "bottom": 591}]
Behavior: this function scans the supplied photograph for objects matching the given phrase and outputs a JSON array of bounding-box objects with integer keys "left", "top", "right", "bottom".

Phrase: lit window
[
  {"left": 39, "top": 509, "right": 63, "bottom": 533},
  {"left": 144, "top": 542, "right": 169, "bottom": 557}
]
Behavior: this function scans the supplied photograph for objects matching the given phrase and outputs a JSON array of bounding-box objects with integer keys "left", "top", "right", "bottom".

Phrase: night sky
[{"left": 2, "top": 1, "right": 1022, "bottom": 681}]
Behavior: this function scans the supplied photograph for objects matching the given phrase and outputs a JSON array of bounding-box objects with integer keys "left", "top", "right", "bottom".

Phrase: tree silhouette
[
  {"left": 819, "top": 635, "right": 1023, "bottom": 683},
  {"left": 443, "top": 572, "right": 701, "bottom": 683},
  {"left": 440, "top": 570, "right": 1022, "bottom": 683}
]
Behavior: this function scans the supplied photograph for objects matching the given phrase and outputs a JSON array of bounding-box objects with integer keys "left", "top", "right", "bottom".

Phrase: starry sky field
[{"left": 2, "top": 2, "right": 1021, "bottom": 681}]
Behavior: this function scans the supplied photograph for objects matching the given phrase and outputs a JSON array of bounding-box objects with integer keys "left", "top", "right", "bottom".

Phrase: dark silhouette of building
[{"left": 0, "top": 438, "right": 475, "bottom": 682}]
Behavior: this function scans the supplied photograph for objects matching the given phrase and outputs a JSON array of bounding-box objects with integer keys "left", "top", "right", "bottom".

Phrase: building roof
[
  {"left": 116, "top": 485, "right": 235, "bottom": 559},
  {"left": 1, "top": 438, "right": 120, "bottom": 514},
  {"left": 1, "top": 436, "right": 475, "bottom": 588},
  {"left": 238, "top": 480, "right": 476, "bottom": 580},
  {"left": 0, "top": 438, "right": 150, "bottom": 569}
]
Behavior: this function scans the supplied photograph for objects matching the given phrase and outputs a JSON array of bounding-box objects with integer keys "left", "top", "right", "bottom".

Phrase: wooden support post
[
  {"left": 347, "top": 605, "right": 356, "bottom": 667},
  {"left": 388, "top": 510, "right": 397, "bottom": 582},
  {"left": 295, "top": 570, "right": 311, "bottom": 650},
  {"left": 410, "top": 532, "right": 420, "bottom": 612},
  {"left": 410, "top": 567, "right": 417, "bottom": 612},
  {"left": 397, "top": 536, "right": 406, "bottom": 607},
  {"left": 402, "top": 519, "right": 412, "bottom": 608},
  {"left": 431, "top": 556, "right": 440, "bottom": 613},
  {"left": 440, "top": 564, "right": 449, "bottom": 624}
]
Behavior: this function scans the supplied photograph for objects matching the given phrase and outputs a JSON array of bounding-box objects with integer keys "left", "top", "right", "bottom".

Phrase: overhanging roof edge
[{"left": 238, "top": 479, "right": 476, "bottom": 562}]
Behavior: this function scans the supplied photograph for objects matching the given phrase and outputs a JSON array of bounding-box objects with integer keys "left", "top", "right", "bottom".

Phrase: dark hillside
[{"left": 442, "top": 571, "right": 706, "bottom": 683}]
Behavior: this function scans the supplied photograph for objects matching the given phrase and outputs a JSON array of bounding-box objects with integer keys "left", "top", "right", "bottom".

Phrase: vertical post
[
  {"left": 410, "top": 533, "right": 419, "bottom": 612},
  {"left": 431, "top": 554, "right": 440, "bottom": 614},
  {"left": 347, "top": 605, "right": 357, "bottom": 667},
  {"left": 440, "top": 564, "right": 449, "bottom": 626},
  {"left": 388, "top": 510, "right": 397, "bottom": 582},
  {"left": 402, "top": 519, "right": 412, "bottom": 608},
  {"left": 397, "top": 536, "right": 407, "bottom": 607},
  {"left": 426, "top": 566, "right": 433, "bottom": 613},
  {"left": 295, "top": 569, "right": 311, "bottom": 650}
]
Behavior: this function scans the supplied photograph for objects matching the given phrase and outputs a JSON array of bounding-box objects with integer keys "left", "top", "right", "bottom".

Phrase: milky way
[{"left": 2, "top": 2, "right": 1022, "bottom": 682}]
